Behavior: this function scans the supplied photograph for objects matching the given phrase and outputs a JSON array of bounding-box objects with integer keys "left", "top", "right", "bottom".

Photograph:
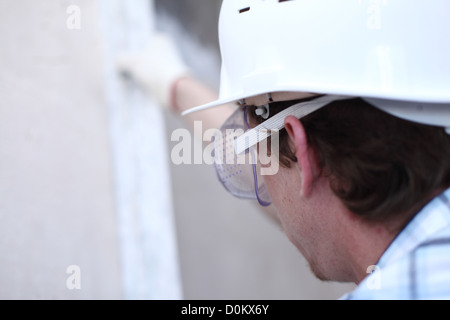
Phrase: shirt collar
[{"left": 377, "top": 188, "right": 450, "bottom": 269}]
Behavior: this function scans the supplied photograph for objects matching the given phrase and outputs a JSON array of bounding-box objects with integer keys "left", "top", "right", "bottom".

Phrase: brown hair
[{"left": 248, "top": 98, "right": 450, "bottom": 224}]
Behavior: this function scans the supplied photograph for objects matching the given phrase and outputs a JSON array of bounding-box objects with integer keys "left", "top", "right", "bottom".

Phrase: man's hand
[{"left": 116, "top": 33, "right": 189, "bottom": 110}]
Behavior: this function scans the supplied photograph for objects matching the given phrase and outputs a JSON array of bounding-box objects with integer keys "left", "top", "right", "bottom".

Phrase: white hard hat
[{"left": 183, "top": 0, "right": 450, "bottom": 131}]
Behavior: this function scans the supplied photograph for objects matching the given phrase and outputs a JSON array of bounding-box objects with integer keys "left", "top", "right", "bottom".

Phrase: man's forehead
[{"left": 241, "top": 92, "right": 320, "bottom": 107}]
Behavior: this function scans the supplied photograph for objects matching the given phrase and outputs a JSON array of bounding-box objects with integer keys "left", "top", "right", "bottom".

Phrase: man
[{"left": 118, "top": 0, "right": 450, "bottom": 299}]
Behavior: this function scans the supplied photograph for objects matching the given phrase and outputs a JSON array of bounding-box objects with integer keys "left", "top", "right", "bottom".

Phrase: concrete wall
[
  {"left": 0, "top": 0, "right": 122, "bottom": 299},
  {"left": 0, "top": 0, "right": 182, "bottom": 300}
]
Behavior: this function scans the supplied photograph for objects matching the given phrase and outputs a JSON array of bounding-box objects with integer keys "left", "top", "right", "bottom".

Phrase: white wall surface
[
  {"left": 0, "top": 0, "right": 122, "bottom": 299},
  {"left": 0, "top": 0, "right": 182, "bottom": 300}
]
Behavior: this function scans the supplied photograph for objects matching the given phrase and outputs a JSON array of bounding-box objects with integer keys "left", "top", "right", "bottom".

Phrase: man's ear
[{"left": 284, "top": 116, "right": 317, "bottom": 197}]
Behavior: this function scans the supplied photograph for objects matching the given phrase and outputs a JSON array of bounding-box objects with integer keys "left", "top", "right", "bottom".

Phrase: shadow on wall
[{"left": 154, "top": 0, "right": 356, "bottom": 300}]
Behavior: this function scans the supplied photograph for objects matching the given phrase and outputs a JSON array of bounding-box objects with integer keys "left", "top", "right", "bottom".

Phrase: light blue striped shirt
[{"left": 342, "top": 188, "right": 450, "bottom": 300}]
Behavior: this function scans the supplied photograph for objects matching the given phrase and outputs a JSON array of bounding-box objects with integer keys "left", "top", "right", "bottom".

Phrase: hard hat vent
[
  {"left": 239, "top": 7, "right": 250, "bottom": 14},
  {"left": 239, "top": 0, "right": 295, "bottom": 14}
]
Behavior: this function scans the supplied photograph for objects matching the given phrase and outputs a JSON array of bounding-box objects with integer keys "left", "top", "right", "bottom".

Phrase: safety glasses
[
  {"left": 213, "top": 95, "right": 351, "bottom": 207},
  {"left": 213, "top": 105, "right": 273, "bottom": 206}
]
